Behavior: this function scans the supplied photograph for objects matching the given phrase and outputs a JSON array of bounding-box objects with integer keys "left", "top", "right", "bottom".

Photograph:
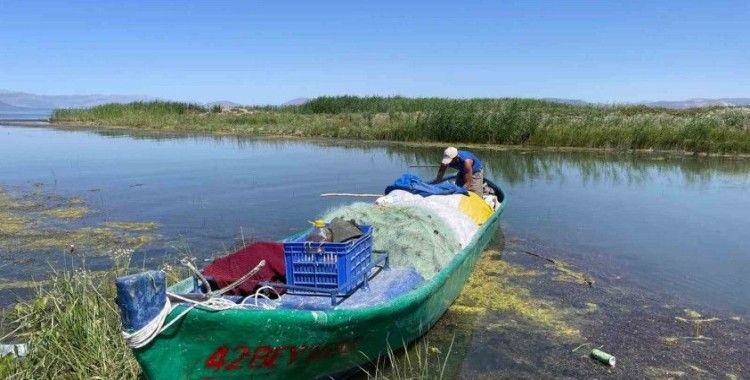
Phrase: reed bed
[{"left": 52, "top": 98, "right": 750, "bottom": 153}]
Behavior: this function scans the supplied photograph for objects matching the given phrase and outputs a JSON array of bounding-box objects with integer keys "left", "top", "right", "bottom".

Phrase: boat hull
[{"left": 134, "top": 184, "right": 505, "bottom": 379}]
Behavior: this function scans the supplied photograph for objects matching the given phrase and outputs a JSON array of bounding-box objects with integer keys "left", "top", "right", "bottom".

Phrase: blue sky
[{"left": 1, "top": 0, "right": 748, "bottom": 104}]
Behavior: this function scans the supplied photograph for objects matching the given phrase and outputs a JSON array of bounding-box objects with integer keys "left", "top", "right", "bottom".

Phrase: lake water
[
  {"left": 1, "top": 124, "right": 749, "bottom": 376},
  {"left": 0, "top": 109, "right": 52, "bottom": 121}
]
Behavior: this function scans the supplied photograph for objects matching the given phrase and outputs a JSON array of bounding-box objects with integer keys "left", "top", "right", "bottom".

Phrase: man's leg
[{"left": 470, "top": 170, "right": 484, "bottom": 196}]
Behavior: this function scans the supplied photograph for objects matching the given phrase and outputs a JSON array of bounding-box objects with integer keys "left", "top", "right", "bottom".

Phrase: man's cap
[{"left": 442, "top": 147, "right": 458, "bottom": 164}]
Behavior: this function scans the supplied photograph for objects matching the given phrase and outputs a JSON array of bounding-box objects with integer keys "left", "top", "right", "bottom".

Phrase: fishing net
[{"left": 323, "top": 202, "right": 461, "bottom": 279}]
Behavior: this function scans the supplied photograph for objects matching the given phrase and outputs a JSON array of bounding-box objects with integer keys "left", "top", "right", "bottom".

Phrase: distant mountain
[
  {"left": 543, "top": 97, "right": 750, "bottom": 109},
  {"left": 282, "top": 97, "right": 310, "bottom": 106},
  {"left": 0, "top": 101, "right": 26, "bottom": 110},
  {"left": 541, "top": 98, "right": 591, "bottom": 106},
  {"left": 643, "top": 98, "right": 750, "bottom": 109},
  {"left": 205, "top": 100, "right": 243, "bottom": 108},
  {"left": 0, "top": 89, "right": 152, "bottom": 109},
  {"left": 4, "top": 90, "right": 748, "bottom": 111}
]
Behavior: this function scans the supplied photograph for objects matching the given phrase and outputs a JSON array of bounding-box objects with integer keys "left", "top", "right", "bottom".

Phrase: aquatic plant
[
  {"left": 0, "top": 280, "right": 47, "bottom": 291},
  {"left": 452, "top": 250, "right": 580, "bottom": 339},
  {"left": 102, "top": 221, "right": 159, "bottom": 231},
  {"left": 0, "top": 187, "right": 155, "bottom": 255},
  {"left": 41, "top": 206, "right": 89, "bottom": 219}
]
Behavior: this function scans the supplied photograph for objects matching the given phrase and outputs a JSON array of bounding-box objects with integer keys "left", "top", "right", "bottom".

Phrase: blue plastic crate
[{"left": 283, "top": 225, "right": 373, "bottom": 295}]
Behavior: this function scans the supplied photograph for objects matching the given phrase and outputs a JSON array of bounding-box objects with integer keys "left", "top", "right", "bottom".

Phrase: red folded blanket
[{"left": 202, "top": 242, "right": 286, "bottom": 296}]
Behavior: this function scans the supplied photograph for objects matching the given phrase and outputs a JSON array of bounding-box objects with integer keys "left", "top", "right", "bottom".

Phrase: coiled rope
[{"left": 122, "top": 299, "right": 172, "bottom": 349}]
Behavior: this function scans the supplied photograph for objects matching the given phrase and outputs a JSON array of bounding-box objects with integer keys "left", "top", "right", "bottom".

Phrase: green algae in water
[
  {"left": 41, "top": 206, "right": 89, "bottom": 220},
  {"left": 546, "top": 260, "right": 594, "bottom": 287},
  {"left": 103, "top": 221, "right": 159, "bottom": 231},
  {"left": 0, "top": 190, "right": 29, "bottom": 236},
  {"left": 644, "top": 366, "right": 687, "bottom": 379},
  {"left": 0, "top": 279, "right": 46, "bottom": 291},
  {"left": 0, "top": 187, "right": 156, "bottom": 256},
  {"left": 452, "top": 250, "right": 581, "bottom": 339},
  {"left": 583, "top": 302, "right": 599, "bottom": 314},
  {"left": 684, "top": 309, "right": 702, "bottom": 319},
  {"left": 395, "top": 249, "right": 586, "bottom": 380}
]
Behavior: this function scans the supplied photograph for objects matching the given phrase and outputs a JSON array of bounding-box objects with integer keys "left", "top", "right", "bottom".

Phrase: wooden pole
[{"left": 320, "top": 193, "right": 382, "bottom": 197}]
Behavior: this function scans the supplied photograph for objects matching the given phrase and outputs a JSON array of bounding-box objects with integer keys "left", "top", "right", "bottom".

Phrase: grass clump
[
  {"left": 362, "top": 339, "right": 454, "bottom": 380},
  {"left": 52, "top": 97, "right": 750, "bottom": 154},
  {"left": 1, "top": 268, "right": 140, "bottom": 379}
]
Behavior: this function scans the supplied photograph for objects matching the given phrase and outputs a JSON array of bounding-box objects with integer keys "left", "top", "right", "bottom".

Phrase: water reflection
[
  {"left": 399, "top": 146, "right": 750, "bottom": 187},
  {"left": 1, "top": 125, "right": 749, "bottom": 314},
  {"left": 72, "top": 126, "right": 750, "bottom": 188}
]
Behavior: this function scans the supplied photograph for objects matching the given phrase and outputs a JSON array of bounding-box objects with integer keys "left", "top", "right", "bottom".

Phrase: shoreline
[{"left": 6, "top": 120, "right": 750, "bottom": 159}]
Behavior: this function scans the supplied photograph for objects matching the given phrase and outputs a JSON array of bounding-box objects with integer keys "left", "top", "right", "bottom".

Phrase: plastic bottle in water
[{"left": 307, "top": 220, "right": 332, "bottom": 243}]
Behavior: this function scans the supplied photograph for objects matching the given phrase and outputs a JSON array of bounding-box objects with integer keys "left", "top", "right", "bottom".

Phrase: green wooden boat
[{"left": 122, "top": 179, "right": 505, "bottom": 379}]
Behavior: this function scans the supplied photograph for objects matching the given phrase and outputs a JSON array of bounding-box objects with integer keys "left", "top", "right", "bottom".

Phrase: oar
[{"left": 408, "top": 164, "right": 441, "bottom": 168}]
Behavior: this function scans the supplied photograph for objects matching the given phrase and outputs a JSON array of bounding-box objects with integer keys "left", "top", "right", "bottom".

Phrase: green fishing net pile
[{"left": 323, "top": 202, "right": 461, "bottom": 279}]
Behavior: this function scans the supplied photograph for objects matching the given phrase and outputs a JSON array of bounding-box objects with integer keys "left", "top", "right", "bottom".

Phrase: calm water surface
[
  {"left": 1, "top": 125, "right": 748, "bottom": 315},
  {"left": 0, "top": 109, "right": 51, "bottom": 120}
]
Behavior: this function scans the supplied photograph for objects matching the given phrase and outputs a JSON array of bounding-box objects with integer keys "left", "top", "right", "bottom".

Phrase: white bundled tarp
[{"left": 376, "top": 190, "right": 479, "bottom": 247}]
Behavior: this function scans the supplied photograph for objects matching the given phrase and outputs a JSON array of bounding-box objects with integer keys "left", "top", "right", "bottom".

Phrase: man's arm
[
  {"left": 433, "top": 164, "right": 448, "bottom": 183},
  {"left": 463, "top": 159, "right": 473, "bottom": 190}
]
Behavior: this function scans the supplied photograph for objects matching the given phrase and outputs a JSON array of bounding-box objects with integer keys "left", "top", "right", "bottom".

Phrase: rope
[
  {"left": 122, "top": 299, "right": 172, "bottom": 349},
  {"left": 167, "top": 292, "right": 242, "bottom": 311},
  {"left": 122, "top": 292, "right": 260, "bottom": 349},
  {"left": 122, "top": 261, "right": 274, "bottom": 348},
  {"left": 242, "top": 285, "right": 281, "bottom": 309}
]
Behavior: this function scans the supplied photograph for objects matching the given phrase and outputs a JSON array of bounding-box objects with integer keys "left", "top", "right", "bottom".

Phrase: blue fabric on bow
[{"left": 384, "top": 174, "right": 467, "bottom": 197}]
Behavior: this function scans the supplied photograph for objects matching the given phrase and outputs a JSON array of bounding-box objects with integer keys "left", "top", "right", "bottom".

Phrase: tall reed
[{"left": 52, "top": 98, "right": 750, "bottom": 153}]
